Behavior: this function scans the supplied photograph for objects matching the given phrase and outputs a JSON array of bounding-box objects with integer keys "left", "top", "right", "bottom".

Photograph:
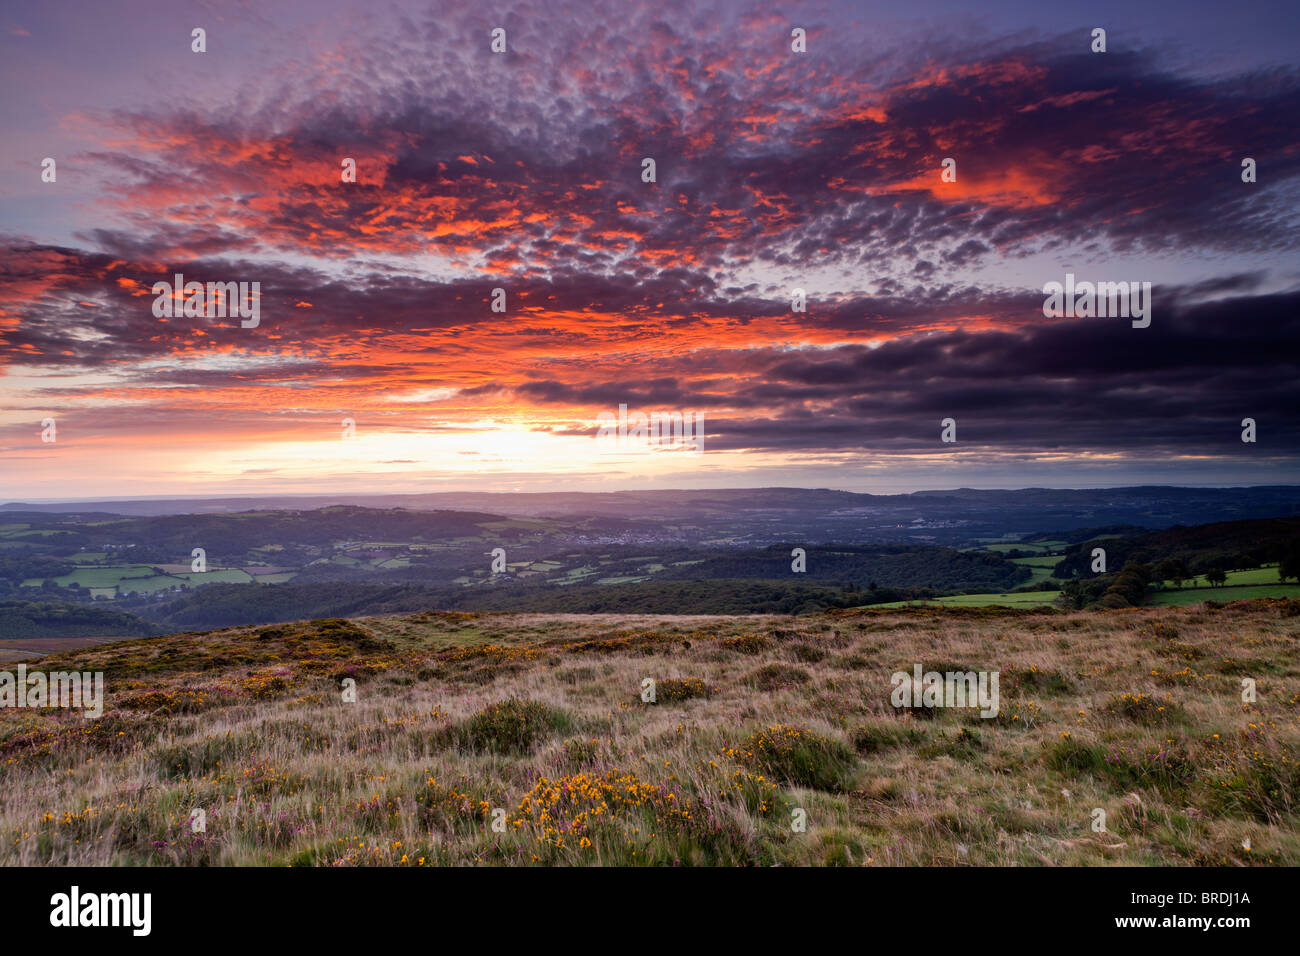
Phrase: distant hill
[{"left": 6, "top": 485, "right": 1299, "bottom": 541}]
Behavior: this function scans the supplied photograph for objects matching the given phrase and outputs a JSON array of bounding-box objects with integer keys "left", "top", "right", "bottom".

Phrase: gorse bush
[
  {"left": 727, "top": 725, "right": 856, "bottom": 791},
  {"left": 651, "top": 678, "right": 715, "bottom": 702},
  {"left": 1140, "top": 621, "right": 1181, "bottom": 641},
  {"left": 722, "top": 634, "right": 769, "bottom": 654},
  {"left": 1104, "top": 692, "right": 1185, "bottom": 725}
]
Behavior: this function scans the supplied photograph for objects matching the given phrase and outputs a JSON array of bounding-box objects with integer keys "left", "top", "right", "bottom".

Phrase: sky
[{"left": 1, "top": 0, "right": 1298, "bottom": 501}]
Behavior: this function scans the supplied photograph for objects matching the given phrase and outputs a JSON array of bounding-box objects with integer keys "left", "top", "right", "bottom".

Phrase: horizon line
[{"left": 6, "top": 481, "right": 1300, "bottom": 509}]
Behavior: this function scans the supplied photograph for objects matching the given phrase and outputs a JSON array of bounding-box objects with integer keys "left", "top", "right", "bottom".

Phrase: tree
[
  {"left": 1155, "top": 558, "right": 1175, "bottom": 588},
  {"left": 1156, "top": 557, "right": 1189, "bottom": 589},
  {"left": 1097, "top": 563, "right": 1151, "bottom": 608},
  {"left": 1172, "top": 558, "right": 1189, "bottom": 588},
  {"left": 1206, "top": 568, "right": 1228, "bottom": 588},
  {"left": 1279, "top": 542, "right": 1300, "bottom": 583}
]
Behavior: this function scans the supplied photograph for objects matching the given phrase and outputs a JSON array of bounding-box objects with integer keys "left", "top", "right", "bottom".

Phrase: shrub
[
  {"left": 721, "top": 634, "right": 769, "bottom": 654},
  {"left": 745, "top": 663, "right": 811, "bottom": 692},
  {"left": 1001, "top": 664, "right": 1072, "bottom": 696},
  {"left": 994, "top": 699, "right": 1041, "bottom": 729},
  {"left": 651, "top": 677, "right": 715, "bottom": 703},
  {"left": 1140, "top": 621, "right": 1180, "bottom": 641},
  {"left": 118, "top": 688, "right": 212, "bottom": 715},
  {"left": 791, "top": 643, "right": 826, "bottom": 663},
  {"left": 242, "top": 673, "right": 290, "bottom": 698},
  {"left": 446, "top": 699, "right": 574, "bottom": 754},
  {"left": 1103, "top": 692, "right": 1184, "bottom": 725},
  {"left": 727, "top": 725, "right": 856, "bottom": 791},
  {"left": 1159, "top": 640, "right": 1204, "bottom": 661}
]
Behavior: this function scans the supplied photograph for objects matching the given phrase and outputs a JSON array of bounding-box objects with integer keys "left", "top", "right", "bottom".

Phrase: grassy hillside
[{"left": 3, "top": 599, "right": 1298, "bottom": 865}]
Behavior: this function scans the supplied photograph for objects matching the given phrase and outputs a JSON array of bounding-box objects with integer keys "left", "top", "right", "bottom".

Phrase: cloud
[{"left": 3, "top": 0, "right": 1298, "bottom": 488}]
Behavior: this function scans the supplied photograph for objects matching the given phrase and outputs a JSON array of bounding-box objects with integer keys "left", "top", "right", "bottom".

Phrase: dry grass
[{"left": 2, "top": 600, "right": 1298, "bottom": 866}]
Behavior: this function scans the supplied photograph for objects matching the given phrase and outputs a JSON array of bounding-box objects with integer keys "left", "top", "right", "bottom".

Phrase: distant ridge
[{"left": 4, "top": 484, "right": 1300, "bottom": 527}]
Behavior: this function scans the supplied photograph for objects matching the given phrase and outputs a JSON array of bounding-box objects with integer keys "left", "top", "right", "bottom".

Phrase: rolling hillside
[{"left": 3, "top": 598, "right": 1298, "bottom": 866}]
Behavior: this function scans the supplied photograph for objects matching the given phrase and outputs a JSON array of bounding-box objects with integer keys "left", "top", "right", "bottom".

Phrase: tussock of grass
[
  {"left": 790, "top": 643, "right": 827, "bottom": 663},
  {"left": 920, "top": 726, "right": 985, "bottom": 759},
  {"left": 852, "top": 722, "right": 926, "bottom": 754},
  {"left": 744, "top": 663, "right": 811, "bottom": 691},
  {"left": 442, "top": 699, "right": 575, "bottom": 755}
]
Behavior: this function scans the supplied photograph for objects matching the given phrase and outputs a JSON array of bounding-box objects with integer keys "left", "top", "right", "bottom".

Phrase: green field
[
  {"left": 1162, "top": 565, "right": 1283, "bottom": 588},
  {"left": 1009, "top": 556, "right": 1060, "bottom": 587},
  {"left": 1150, "top": 583, "right": 1300, "bottom": 606},
  {"left": 873, "top": 589, "right": 1063, "bottom": 609},
  {"left": 976, "top": 539, "right": 1066, "bottom": 555},
  {"left": 253, "top": 572, "right": 298, "bottom": 584},
  {"left": 874, "top": 562, "right": 1298, "bottom": 610},
  {"left": 21, "top": 564, "right": 255, "bottom": 593},
  {"left": 172, "top": 569, "right": 255, "bottom": 585},
  {"left": 1010, "top": 556, "right": 1061, "bottom": 567},
  {"left": 21, "top": 565, "right": 160, "bottom": 589}
]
